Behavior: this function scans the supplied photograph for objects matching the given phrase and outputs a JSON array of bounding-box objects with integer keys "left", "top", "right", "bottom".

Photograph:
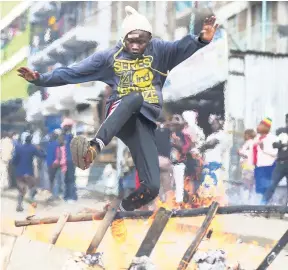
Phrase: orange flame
[{"left": 111, "top": 219, "right": 127, "bottom": 244}]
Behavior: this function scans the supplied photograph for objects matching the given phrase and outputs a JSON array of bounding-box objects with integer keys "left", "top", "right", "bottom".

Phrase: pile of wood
[{"left": 14, "top": 203, "right": 288, "bottom": 270}]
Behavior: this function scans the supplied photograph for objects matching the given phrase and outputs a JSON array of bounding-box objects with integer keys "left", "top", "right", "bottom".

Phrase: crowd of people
[
  {"left": 120, "top": 112, "right": 288, "bottom": 210},
  {"left": 1, "top": 112, "right": 287, "bottom": 212},
  {"left": 0, "top": 117, "right": 77, "bottom": 212}
]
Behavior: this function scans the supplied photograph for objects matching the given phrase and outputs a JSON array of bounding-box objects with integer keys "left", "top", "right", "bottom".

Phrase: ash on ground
[
  {"left": 130, "top": 256, "right": 156, "bottom": 270},
  {"left": 194, "top": 250, "right": 243, "bottom": 270},
  {"left": 63, "top": 252, "right": 104, "bottom": 270}
]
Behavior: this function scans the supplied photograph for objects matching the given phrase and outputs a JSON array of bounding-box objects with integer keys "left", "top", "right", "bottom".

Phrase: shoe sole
[{"left": 70, "top": 136, "right": 90, "bottom": 170}]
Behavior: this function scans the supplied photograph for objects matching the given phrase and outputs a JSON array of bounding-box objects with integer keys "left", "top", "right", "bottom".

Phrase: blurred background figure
[
  {"left": 262, "top": 114, "right": 288, "bottom": 204},
  {"left": 61, "top": 119, "right": 77, "bottom": 203},
  {"left": 0, "top": 131, "right": 14, "bottom": 190},
  {"left": 170, "top": 114, "right": 192, "bottom": 207},
  {"left": 238, "top": 129, "right": 256, "bottom": 203},
  {"left": 198, "top": 115, "right": 228, "bottom": 206},
  {"left": 50, "top": 134, "right": 67, "bottom": 201},
  {"left": 182, "top": 110, "right": 205, "bottom": 205},
  {"left": 253, "top": 118, "right": 277, "bottom": 199},
  {"left": 12, "top": 134, "right": 46, "bottom": 212},
  {"left": 46, "top": 130, "right": 60, "bottom": 196},
  {"left": 38, "top": 128, "right": 51, "bottom": 191}
]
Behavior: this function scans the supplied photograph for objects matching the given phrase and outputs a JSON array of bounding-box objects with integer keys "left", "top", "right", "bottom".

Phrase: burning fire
[{"left": 19, "top": 193, "right": 278, "bottom": 269}]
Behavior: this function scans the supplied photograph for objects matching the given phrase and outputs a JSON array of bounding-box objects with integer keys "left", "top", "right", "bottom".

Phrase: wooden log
[
  {"left": 15, "top": 212, "right": 106, "bottom": 227},
  {"left": 49, "top": 212, "right": 70, "bottom": 245},
  {"left": 177, "top": 201, "right": 219, "bottom": 270},
  {"left": 86, "top": 199, "right": 121, "bottom": 254},
  {"left": 14, "top": 205, "right": 288, "bottom": 227},
  {"left": 128, "top": 207, "right": 172, "bottom": 270},
  {"left": 256, "top": 229, "right": 288, "bottom": 270}
]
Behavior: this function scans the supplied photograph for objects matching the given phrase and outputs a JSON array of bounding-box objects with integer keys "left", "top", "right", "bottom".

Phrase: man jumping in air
[{"left": 17, "top": 6, "right": 218, "bottom": 212}]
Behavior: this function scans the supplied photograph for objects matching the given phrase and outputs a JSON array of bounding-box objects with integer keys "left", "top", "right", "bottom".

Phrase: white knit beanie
[{"left": 121, "top": 6, "right": 152, "bottom": 38}]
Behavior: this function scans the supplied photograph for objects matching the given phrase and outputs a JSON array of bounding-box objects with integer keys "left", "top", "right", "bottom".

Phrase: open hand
[
  {"left": 200, "top": 16, "right": 218, "bottom": 42},
  {"left": 17, "top": 67, "right": 40, "bottom": 82}
]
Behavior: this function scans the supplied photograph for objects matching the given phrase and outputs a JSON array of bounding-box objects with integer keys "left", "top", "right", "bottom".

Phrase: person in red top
[{"left": 50, "top": 135, "right": 67, "bottom": 201}]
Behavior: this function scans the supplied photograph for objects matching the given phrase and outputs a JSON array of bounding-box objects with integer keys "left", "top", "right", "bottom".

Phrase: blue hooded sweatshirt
[
  {"left": 32, "top": 35, "right": 208, "bottom": 123},
  {"left": 12, "top": 143, "right": 46, "bottom": 177}
]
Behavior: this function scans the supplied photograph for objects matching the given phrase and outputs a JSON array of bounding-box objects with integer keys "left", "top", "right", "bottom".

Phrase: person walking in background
[
  {"left": 32, "top": 126, "right": 42, "bottom": 178},
  {"left": 253, "top": 118, "right": 278, "bottom": 199},
  {"left": 0, "top": 131, "right": 14, "bottom": 190},
  {"left": 46, "top": 131, "right": 60, "bottom": 195},
  {"left": 38, "top": 128, "right": 51, "bottom": 191},
  {"left": 61, "top": 120, "right": 78, "bottom": 203},
  {"left": 51, "top": 134, "right": 67, "bottom": 201},
  {"left": 262, "top": 114, "right": 288, "bottom": 204},
  {"left": 182, "top": 110, "right": 205, "bottom": 202},
  {"left": 12, "top": 135, "right": 46, "bottom": 212},
  {"left": 238, "top": 129, "right": 256, "bottom": 202}
]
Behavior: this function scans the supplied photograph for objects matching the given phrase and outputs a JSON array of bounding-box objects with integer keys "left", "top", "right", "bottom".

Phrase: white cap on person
[{"left": 121, "top": 6, "right": 152, "bottom": 38}]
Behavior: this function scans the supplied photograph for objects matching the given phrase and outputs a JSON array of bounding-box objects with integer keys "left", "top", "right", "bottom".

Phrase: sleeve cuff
[
  {"left": 30, "top": 74, "right": 42, "bottom": 86},
  {"left": 198, "top": 36, "right": 210, "bottom": 45}
]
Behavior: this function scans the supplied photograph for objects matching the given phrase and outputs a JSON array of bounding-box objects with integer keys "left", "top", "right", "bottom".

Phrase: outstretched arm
[
  {"left": 17, "top": 51, "right": 107, "bottom": 87},
  {"left": 157, "top": 16, "right": 218, "bottom": 71},
  {"left": 33, "top": 146, "right": 46, "bottom": 159}
]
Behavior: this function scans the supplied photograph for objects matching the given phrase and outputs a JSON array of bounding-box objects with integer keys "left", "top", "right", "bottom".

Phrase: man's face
[
  {"left": 257, "top": 123, "right": 269, "bottom": 134},
  {"left": 124, "top": 30, "right": 151, "bottom": 56}
]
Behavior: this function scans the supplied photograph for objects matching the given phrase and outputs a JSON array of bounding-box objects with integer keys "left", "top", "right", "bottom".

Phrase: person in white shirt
[
  {"left": 182, "top": 110, "right": 205, "bottom": 154},
  {"left": 197, "top": 115, "right": 229, "bottom": 205},
  {"left": 252, "top": 118, "right": 278, "bottom": 196},
  {"left": 238, "top": 129, "right": 256, "bottom": 199}
]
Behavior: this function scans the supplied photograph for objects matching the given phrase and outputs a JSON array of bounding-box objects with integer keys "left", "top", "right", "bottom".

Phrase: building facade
[{"left": 1, "top": 1, "right": 32, "bottom": 101}]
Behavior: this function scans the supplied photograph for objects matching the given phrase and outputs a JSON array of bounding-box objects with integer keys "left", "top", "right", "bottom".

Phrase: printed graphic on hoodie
[{"left": 113, "top": 55, "right": 159, "bottom": 104}]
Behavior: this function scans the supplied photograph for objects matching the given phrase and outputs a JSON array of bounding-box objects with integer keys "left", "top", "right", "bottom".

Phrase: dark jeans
[
  {"left": 64, "top": 160, "right": 77, "bottom": 201},
  {"left": 92, "top": 92, "right": 160, "bottom": 211},
  {"left": 48, "top": 166, "right": 57, "bottom": 191},
  {"left": 263, "top": 160, "right": 288, "bottom": 203},
  {"left": 254, "top": 164, "right": 275, "bottom": 195},
  {"left": 16, "top": 175, "right": 37, "bottom": 205}
]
